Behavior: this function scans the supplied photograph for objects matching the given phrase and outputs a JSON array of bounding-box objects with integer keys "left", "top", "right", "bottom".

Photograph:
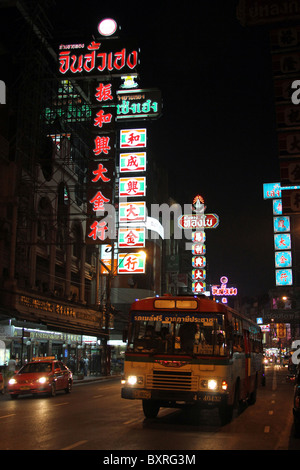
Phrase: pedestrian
[{"left": 7, "top": 355, "right": 16, "bottom": 377}]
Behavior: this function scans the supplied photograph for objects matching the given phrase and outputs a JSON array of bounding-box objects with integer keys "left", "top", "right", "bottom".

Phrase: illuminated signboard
[
  {"left": 192, "top": 231, "right": 206, "bottom": 243},
  {"left": 192, "top": 269, "right": 206, "bottom": 281},
  {"left": 117, "top": 252, "right": 146, "bottom": 274},
  {"left": 192, "top": 256, "right": 206, "bottom": 268},
  {"left": 118, "top": 227, "right": 145, "bottom": 248},
  {"left": 86, "top": 81, "right": 116, "bottom": 244},
  {"left": 58, "top": 40, "right": 139, "bottom": 77},
  {"left": 275, "top": 251, "right": 292, "bottom": 268},
  {"left": 274, "top": 233, "right": 291, "bottom": 251},
  {"left": 116, "top": 88, "right": 162, "bottom": 120},
  {"left": 276, "top": 269, "right": 293, "bottom": 286},
  {"left": 192, "top": 281, "right": 206, "bottom": 294},
  {"left": 273, "top": 199, "right": 282, "bottom": 215},
  {"left": 119, "top": 177, "right": 146, "bottom": 197},
  {"left": 263, "top": 182, "right": 281, "bottom": 199},
  {"left": 100, "top": 244, "right": 118, "bottom": 274},
  {"left": 119, "top": 201, "right": 146, "bottom": 223},
  {"left": 120, "top": 128, "right": 147, "bottom": 148},
  {"left": 178, "top": 214, "right": 219, "bottom": 229},
  {"left": 211, "top": 276, "right": 238, "bottom": 297},
  {"left": 119, "top": 152, "right": 146, "bottom": 172},
  {"left": 192, "top": 244, "right": 206, "bottom": 255},
  {"left": 273, "top": 216, "right": 290, "bottom": 232}
]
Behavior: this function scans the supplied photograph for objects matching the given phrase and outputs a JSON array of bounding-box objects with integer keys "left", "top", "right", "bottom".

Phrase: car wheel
[{"left": 50, "top": 382, "right": 56, "bottom": 397}]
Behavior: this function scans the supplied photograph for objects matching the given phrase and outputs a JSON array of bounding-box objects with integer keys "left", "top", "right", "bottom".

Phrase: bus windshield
[{"left": 127, "top": 312, "right": 227, "bottom": 356}]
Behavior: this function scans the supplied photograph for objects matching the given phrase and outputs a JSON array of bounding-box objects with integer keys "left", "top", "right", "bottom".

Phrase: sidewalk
[{"left": 73, "top": 374, "right": 121, "bottom": 385}]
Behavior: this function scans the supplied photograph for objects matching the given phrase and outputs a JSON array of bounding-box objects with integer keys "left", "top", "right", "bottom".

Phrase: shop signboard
[
  {"left": 119, "top": 152, "right": 146, "bottom": 172},
  {"left": 273, "top": 215, "right": 290, "bottom": 232},
  {"left": 192, "top": 281, "right": 206, "bottom": 294},
  {"left": 263, "top": 182, "right": 281, "bottom": 199},
  {"left": 275, "top": 268, "right": 293, "bottom": 286},
  {"left": 117, "top": 252, "right": 146, "bottom": 274},
  {"left": 119, "top": 201, "right": 146, "bottom": 223},
  {"left": 116, "top": 88, "right": 162, "bottom": 120},
  {"left": 119, "top": 177, "right": 146, "bottom": 197},
  {"left": 120, "top": 128, "right": 147, "bottom": 148},
  {"left": 118, "top": 227, "right": 145, "bottom": 248},
  {"left": 192, "top": 269, "right": 206, "bottom": 281},
  {"left": 275, "top": 251, "right": 292, "bottom": 268},
  {"left": 58, "top": 39, "right": 139, "bottom": 77},
  {"left": 192, "top": 256, "right": 206, "bottom": 268},
  {"left": 178, "top": 214, "right": 219, "bottom": 229},
  {"left": 274, "top": 233, "right": 291, "bottom": 250}
]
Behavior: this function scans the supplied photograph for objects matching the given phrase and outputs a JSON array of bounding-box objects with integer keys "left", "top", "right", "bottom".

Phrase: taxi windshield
[
  {"left": 19, "top": 362, "right": 52, "bottom": 373},
  {"left": 127, "top": 312, "right": 227, "bottom": 356}
]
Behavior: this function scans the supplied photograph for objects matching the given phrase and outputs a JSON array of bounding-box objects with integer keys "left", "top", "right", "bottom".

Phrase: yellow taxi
[{"left": 7, "top": 357, "right": 73, "bottom": 399}]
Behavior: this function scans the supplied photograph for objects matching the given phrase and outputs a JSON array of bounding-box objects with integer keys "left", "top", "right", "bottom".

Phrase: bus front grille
[{"left": 146, "top": 370, "right": 198, "bottom": 391}]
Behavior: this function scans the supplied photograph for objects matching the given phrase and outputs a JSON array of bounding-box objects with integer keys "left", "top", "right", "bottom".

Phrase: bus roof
[
  {"left": 130, "top": 295, "right": 226, "bottom": 313},
  {"left": 130, "top": 295, "right": 260, "bottom": 330}
]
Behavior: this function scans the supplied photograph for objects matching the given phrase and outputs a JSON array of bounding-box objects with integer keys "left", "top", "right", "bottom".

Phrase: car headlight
[
  {"left": 37, "top": 377, "right": 47, "bottom": 384},
  {"left": 8, "top": 378, "right": 17, "bottom": 385}
]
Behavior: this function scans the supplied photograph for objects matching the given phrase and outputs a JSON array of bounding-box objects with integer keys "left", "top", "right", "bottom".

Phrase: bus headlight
[
  {"left": 207, "top": 379, "right": 218, "bottom": 391},
  {"left": 127, "top": 375, "right": 144, "bottom": 386},
  {"left": 128, "top": 375, "right": 137, "bottom": 385}
]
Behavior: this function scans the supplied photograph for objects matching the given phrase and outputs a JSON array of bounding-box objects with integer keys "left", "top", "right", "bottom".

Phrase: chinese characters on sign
[
  {"left": 263, "top": 182, "right": 293, "bottom": 286},
  {"left": 118, "top": 124, "right": 147, "bottom": 273},
  {"left": 87, "top": 81, "right": 115, "bottom": 244}
]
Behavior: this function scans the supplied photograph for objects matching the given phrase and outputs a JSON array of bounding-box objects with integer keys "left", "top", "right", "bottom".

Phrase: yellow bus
[{"left": 121, "top": 295, "right": 263, "bottom": 424}]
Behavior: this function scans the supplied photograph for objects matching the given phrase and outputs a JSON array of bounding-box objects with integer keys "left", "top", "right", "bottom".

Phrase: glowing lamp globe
[{"left": 98, "top": 18, "right": 117, "bottom": 37}]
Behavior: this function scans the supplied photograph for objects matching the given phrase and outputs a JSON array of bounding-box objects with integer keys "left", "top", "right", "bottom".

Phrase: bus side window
[{"left": 233, "top": 317, "right": 243, "bottom": 352}]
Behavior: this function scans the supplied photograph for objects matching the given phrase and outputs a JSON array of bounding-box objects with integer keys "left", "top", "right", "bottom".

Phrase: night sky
[{"left": 50, "top": 0, "right": 281, "bottom": 298}]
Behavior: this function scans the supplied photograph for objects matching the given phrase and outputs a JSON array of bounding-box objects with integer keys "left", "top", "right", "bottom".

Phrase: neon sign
[
  {"left": 116, "top": 88, "right": 162, "bottom": 120},
  {"left": 178, "top": 213, "right": 219, "bottom": 229},
  {"left": 58, "top": 40, "right": 139, "bottom": 76},
  {"left": 211, "top": 277, "right": 238, "bottom": 298}
]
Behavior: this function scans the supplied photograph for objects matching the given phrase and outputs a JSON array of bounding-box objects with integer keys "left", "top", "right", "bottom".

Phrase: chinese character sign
[
  {"left": 273, "top": 215, "right": 290, "bottom": 232},
  {"left": 274, "top": 233, "right": 291, "bottom": 250},
  {"left": 86, "top": 81, "right": 116, "bottom": 244},
  {"left": 119, "top": 152, "right": 146, "bottom": 172},
  {"left": 117, "top": 253, "right": 146, "bottom": 274},
  {"left": 119, "top": 177, "right": 146, "bottom": 197},
  {"left": 120, "top": 129, "right": 147, "bottom": 148},
  {"left": 118, "top": 227, "right": 145, "bottom": 248},
  {"left": 275, "top": 251, "right": 292, "bottom": 268},
  {"left": 276, "top": 269, "right": 293, "bottom": 286}
]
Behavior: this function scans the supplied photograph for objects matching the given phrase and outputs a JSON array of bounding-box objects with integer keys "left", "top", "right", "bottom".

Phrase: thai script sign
[
  {"left": 178, "top": 213, "right": 219, "bottom": 229},
  {"left": 58, "top": 40, "right": 139, "bottom": 76},
  {"left": 116, "top": 88, "right": 162, "bottom": 120}
]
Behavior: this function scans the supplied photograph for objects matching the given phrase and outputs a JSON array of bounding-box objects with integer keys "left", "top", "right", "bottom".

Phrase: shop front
[{"left": 0, "top": 288, "right": 113, "bottom": 376}]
